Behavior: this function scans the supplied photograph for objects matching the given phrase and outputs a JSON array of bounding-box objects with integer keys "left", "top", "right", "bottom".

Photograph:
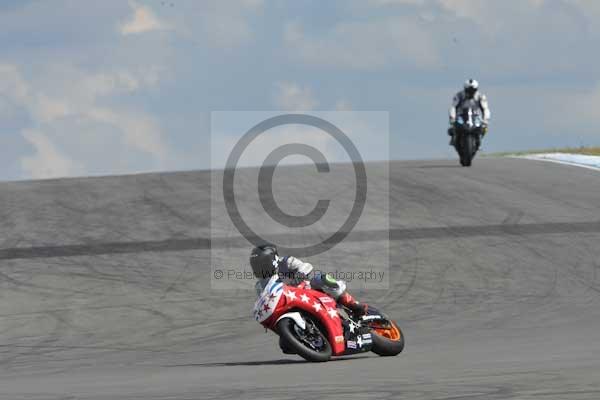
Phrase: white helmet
[{"left": 463, "top": 79, "right": 479, "bottom": 97}]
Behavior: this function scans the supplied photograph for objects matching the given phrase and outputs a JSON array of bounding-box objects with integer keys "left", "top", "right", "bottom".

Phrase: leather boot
[{"left": 338, "top": 292, "right": 368, "bottom": 317}]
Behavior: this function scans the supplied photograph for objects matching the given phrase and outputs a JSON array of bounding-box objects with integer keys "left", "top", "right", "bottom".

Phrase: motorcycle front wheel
[
  {"left": 276, "top": 314, "right": 332, "bottom": 362},
  {"left": 460, "top": 135, "right": 475, "bottom": 167}
]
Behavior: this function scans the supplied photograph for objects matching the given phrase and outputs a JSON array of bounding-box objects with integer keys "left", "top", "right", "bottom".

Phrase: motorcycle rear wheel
[{"left": 369, "top": 320, "right": 405, "bottom": 356}]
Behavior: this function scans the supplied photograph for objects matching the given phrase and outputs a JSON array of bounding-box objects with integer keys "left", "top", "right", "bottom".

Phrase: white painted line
[{"left": 511, "top": 153, "right": 600, "bottom": 171}]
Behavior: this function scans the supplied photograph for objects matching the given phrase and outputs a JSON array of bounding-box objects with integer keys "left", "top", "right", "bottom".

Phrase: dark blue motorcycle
[{"left": 453, "top": 104, "right": 484, "bottom": 167}]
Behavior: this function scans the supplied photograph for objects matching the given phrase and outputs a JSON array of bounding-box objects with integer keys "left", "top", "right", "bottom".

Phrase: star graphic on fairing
[
  {"left": 263, "top": 304, "right": 270, "bottom": 312},
  {"left": 268, "top": 293, "right": 276, "bottom": 300},
  {"left": 326, "top": 308, "right": 338, "bottom": 319},
  {"left": 312, "top": 302, "right": 322, "bottom": 312},
  {"left": 357, "top": 335, "right": 363, "bottom": 348},
  {"left": 348, "top": 320, "right": 358, "bottom": 333},
  {"left": 284, "top": 290, "right": 297, "bottom": 301},
  {"left": 300, "top": 293, "right": 310, "bottom": 303}
]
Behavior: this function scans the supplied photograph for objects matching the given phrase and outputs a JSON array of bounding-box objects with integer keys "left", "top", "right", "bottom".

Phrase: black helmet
[{"left": 250, "top": 243, "right": 279, "bottom": 279}]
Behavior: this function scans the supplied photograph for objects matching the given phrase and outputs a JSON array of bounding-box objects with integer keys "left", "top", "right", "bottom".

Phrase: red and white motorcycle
[{"left": 253, "top": 275, "right": 404, "bottom": 362}]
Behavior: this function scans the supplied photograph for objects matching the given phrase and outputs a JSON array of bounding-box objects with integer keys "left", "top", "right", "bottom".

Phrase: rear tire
[
  {"left": 277, "top": 317, "right": 332, "bottom": 362},
  {"left": 371, "top": 321, "right": 405, "bottom": 357}
]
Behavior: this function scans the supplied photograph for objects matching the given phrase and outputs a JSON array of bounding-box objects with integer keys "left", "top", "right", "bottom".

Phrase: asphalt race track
[{"left": 1, "top": 158, "right": 600, "bottom": 399}]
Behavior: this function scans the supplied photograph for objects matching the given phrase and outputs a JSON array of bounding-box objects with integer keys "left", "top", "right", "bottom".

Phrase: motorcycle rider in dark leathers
[
  {"left": 448, "top": 79, "right": 491, "bottom": 147},
  {"left": 250, "top": 243, "right": 368, "bottom": 354}
]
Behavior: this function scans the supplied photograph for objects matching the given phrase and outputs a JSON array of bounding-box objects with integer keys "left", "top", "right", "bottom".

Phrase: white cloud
[
  {"left": 369, "top": 0, "right": 546, "bottom": 14},
  {"left": 284, "top": 17, "right": 440, "bottom": 70},
  {"left": 243, "top": 126, "right": 336, "bottom": 167},
  {"left": 335, "top": 0, "right": 597, "bottom": 80},
  {"left": 241, "top": 0, "right": 264, "bottom": 8},
  {"left": 540, "top": 84, "right": 600, "bottom": 133},
  {"left": 20, "top": 129, "right": 82, "bottom": 179},
  {"left": 274, "top": 82, "right": 318, "bottom": 111},
  {"left": 211, "top": 122, "right": 339, "bottom": 169},
  {"left": 162, "top": 1, "right": 263, "bottom": 48},
  {"left": 0, "top": 64, "right": 29, "bottom": 103},
  {"left": 368, "top": 0, "right": 426, "bottom": 5},
  {"left": 211, "top": 111, "right": 389, "bottom": 169},
  {"left": 120, "top": 1, "right": 166, "bottom": 35},
  {"left": 0, "top": 62, "right": 170, "bottom": 179},
  {"left": 87, "top": 107, "right": 167, "bottom": 164},
  {"left": 81, "top": 70, "right": 151, "bottom": 96},
  {"left": 335, "top": 100, "right": 352, "bottom": 111},
  {"left": 33, "top": 94, "right": 71, "bottom": 122},
  {"left": 437, "top": 0, "right": 487, "bottom": 21}
]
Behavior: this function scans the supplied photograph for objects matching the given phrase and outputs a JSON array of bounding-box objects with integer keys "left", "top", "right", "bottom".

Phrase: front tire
[
  {"left": 276, "top": 316, "right": 332, "bottom": 362},
  {"left": 462, "top": 135, "right": 474, "bottom": 167},
  {"left": 455, "top": 132, "right": 468, "bottom": 167}
]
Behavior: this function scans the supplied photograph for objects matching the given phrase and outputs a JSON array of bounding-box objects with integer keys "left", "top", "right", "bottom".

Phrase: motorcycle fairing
[
  {"left": 279, "top": 286, "right": 346, "bottom": 355},
  {"left": 341, "top": 318, "right": 373, "bottom": 355},
  {"left": 253, "top": 275, "right": 284, "bottom": 323},
  {"left": 255, "top": 279, "right": 346, "bottom": 355}
]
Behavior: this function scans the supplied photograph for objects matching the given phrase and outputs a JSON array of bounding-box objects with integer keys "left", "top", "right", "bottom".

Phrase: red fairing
[{"left": 261, "top": 282, "right": 346, "bottom": 355}]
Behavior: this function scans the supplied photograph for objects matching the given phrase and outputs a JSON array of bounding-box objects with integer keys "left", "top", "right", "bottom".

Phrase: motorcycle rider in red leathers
[{"left": 250, "top": 243, "right": 368, "bottom": 354}]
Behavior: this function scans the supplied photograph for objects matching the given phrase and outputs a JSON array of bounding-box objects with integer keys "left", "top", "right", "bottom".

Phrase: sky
[{"left": 1, "top": 0, "right": 599, "bottom": 181}]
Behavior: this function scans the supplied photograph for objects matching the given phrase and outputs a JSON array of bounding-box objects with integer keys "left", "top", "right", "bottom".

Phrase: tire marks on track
[{"left": 2, "top": 221, "right": 600, "bottom": 261}]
